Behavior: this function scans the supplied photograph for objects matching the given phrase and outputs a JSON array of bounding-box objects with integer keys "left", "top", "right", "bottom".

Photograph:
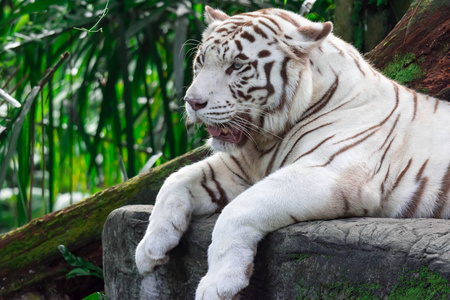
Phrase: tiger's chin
[{"left": 207, "top": 137, "right": 244, "bottom": 154}]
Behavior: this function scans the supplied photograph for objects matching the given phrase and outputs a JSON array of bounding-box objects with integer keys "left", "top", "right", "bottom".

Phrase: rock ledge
[{"left": 102, "top": 205, "right": 450, "bottom": 299}]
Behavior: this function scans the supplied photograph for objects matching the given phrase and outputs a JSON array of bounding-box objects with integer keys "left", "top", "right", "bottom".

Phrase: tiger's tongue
[{"left": 206, "top": 125, "right": 242, "bottom": 144}]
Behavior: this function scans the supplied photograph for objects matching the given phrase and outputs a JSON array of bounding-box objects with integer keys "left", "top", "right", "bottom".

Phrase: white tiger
[{"left": 136, "top": 6, "right": 450, "bottom": 299}]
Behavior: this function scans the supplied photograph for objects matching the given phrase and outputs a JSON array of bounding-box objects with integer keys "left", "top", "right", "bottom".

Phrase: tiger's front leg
[
  {"left": 195, "top": 164, "right": 358, "bottom": 300},
  {"left": 135, "top": 153, "right": 247, "bottom": 275}
]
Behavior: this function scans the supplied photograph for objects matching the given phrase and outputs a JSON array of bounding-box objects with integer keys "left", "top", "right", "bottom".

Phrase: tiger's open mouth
[{"left": 206, "top": 124, "right": 243, "bottom": 144}]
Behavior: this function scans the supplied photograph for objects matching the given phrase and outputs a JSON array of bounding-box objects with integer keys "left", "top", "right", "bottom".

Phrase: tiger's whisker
[
  {"left": 234, "top": 116, "right": 282, "bottom": 140},
  {"left": 229, "top": 120, "right": 260, "bottom": 149}
]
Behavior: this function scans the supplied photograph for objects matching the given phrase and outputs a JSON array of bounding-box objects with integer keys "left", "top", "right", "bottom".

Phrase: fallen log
[{"left": 0, "top": 146, "right": 209, "bottom": 298}]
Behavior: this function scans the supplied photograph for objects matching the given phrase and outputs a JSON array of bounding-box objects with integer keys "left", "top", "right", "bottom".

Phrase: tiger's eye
[{"left": 233, "top": 61, "right": 243, "bottom": 69}]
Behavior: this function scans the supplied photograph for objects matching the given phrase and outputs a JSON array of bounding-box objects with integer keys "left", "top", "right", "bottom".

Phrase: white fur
[{"left": 136, "top": 7, "right": 450, "bottom": 300}]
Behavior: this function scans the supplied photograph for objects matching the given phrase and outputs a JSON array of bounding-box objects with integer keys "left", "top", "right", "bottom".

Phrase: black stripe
[
  {"left": 235, "top": 40, "right": 243, "bottom": 51},
  {"left": 433, "top": 163, "right": 450, "bottom": 218},
  {"left": 378, "top": 114, "right": 400, "bottom": 150},
  {"left": 318, "top": 128, "right": 378, "bottom": 167},
  {"left": 301, "top": 76, "right": 339, "bottom": 120},
  {"left": 281, "top": 122, "right": 333, "bottom": 167},
  {"left": 258, "top": 19, "right": 278, "bottom": 35},
  {"left": 382, "top": 158, "right": 413, "bottom": 205},
  {"left": 403, "top": 178, "right": 428, "bottom": 218},
  {"left": 376, "top": 137, "right": 395, "bottom": 174},
  {"left": 293, "top": 134, "right": 335, "bottom": 163},
  {"left": 253, "top": 24, "right": 268, "bottom": 39},
  {"left": 241, "top": 31, "right": 255, "bottom": 42},
  {"left": 265, "top": 142, "right": 282, "bottom": 176},
  {"left": 335, "top": 83, "right": 400, "bottom": 145},
  {"left": 229, "top": 155, "right": 252, "bottom": 185}
]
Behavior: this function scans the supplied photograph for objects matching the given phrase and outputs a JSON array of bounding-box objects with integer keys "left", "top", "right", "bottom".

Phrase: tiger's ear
[
  {"left": 204, "top": 6, "right": 229, "bottom": 25},
  {"left": 285, "top": 21, "right": 333, "bottom": 56},
  {"left": 298, "top": 22, "right": 333, "bottom": 45}
]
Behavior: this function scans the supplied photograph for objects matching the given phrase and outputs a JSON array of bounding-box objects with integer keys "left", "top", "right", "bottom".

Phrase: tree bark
[
  {"left": 1, "top": 0, "right": 449, "bottom": 298},
  {"left": 366, "top": 0, "right": 450, "bottom": 101},
  {"left": 0, "top": 146, "right": 209, "bottom": 299}
]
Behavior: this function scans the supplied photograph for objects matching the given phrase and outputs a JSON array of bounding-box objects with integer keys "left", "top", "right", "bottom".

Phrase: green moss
[
  {"left": 381, "top": 53, "right": 425, "bottom": 85},
  {"left": 295, "top": 267, "right": 450, "bottom": 300},
  {"left": 389, "top": 267, "right": 450, "bottom": 299},
  {"left": 419, "top": 87, "right": 429, "bottom": 94},
  {"left": 293, "top": 253, "right": 311, "bottom": 262}
]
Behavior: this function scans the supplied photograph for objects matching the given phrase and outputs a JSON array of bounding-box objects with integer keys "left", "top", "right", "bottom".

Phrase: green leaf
[
  {"left": 12, "top": 14, "right": 29, "bottom": 33},
  {"left": 66, "top": 268, "right": 103, "bottom": 279},
  {"left": 118, "top": 154, "right": 128, "bottom": 182},
  {"left": 58, "top": 245, "right": 104, "bottom": 279},
  {"left": 82, "top": 292, "right": 108, "bottom": 300},
  {"left": 0, "top": 86, "right": 40, "bottom": 193}
]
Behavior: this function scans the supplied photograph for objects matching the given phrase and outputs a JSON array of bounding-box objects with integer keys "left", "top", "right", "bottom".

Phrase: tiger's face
[{"left": 185, "top": 8, "right": 332, "bottom": 153}]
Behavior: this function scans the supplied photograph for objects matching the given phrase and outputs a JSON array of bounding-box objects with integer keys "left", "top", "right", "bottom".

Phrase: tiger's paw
[
  {"left": 135, "top": 226, "right": 181, "bottom": 275},
  {"left": 135, "top": 237, "right": 170, "bottom": 275},
  {"left": 195, "top": 271, "right": 248, "bottom": 300}
]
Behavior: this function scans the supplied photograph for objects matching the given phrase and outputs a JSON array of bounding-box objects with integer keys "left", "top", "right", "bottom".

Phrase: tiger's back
[{"left": 271, "top": 82, "right": 450, "bottom": 219}]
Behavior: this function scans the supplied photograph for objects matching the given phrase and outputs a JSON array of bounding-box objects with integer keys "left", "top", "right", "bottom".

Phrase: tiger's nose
[{"left": 185, "top": 97, "right": 207, "bottom": 111}]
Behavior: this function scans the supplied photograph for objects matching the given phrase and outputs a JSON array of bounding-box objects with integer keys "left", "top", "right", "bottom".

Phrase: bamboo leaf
[
  {"left": 0, "top": 88, "right": 21, "bottom": 107},
  {"left": 147, "top": 29, "right": 176, "bottom": 158},
  {"left": 0, "top": 86, "right": 40, "bottom": 191},
  {"left": 12, "top": 14, "right": 29, "bottom": 34},
  {"left": 117, "top": 10, "right": 136, "bottom": 178},
  {"left": 124, "top": 4, "right": 168, "bottom": 39},
  {"left": 139, "top": 151, "right": 163, "bottom": 174},
  {"left": 118, "top": 155, "right": 128, "bottom": 182}
]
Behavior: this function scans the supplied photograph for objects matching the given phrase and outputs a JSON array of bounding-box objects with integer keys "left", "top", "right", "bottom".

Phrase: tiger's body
[{"left": 136, "top": 6, "right": 450, "bottom": 299}]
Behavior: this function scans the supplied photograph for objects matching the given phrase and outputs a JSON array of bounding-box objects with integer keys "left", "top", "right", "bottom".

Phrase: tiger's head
[{"left": 185, "top": 6, "right": 332, "bottom": 153}]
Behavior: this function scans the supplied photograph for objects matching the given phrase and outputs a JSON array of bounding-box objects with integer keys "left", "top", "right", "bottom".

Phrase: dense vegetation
[
  {"left": 2, "top": 0, "right": 406, "bottom": 232},
  {"left": 0, "top": 0, "right": 337, "bottom": 232}
]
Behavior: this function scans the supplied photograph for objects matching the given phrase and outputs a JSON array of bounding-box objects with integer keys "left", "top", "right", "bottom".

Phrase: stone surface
[{"left": 103, "top": 205, "right": 450, "bottom": 299}]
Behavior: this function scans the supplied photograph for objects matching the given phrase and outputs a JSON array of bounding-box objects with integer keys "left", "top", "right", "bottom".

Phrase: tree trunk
[
  {"left": 1, "top": 0, "right": 449, "bottom": 298},
  {"left": 0, "top": 146, "right": 209, "bottom": 299},
  {"left": 366, "top": 0, "right": 450, "bottom": 101},
  {"left": 333, "top": 0, "right": 356, "bottom": 44}
]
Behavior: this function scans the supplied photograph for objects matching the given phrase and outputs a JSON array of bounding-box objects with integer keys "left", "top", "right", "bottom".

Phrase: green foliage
[
  {"left": 82, "top": 292, "right": 108, "bottom": 300},
  {"left": 58, "top": 244, "right": 104, "bottom": 279},
  {"left": 74, "top": 0, "right": 110, "bottom": 33},
  {"left": 381, "top": 53, "right": 425, "bottom": 85},
  {"left": 305, "top": 0, "right": 335, "bottom": 22},
  {"left": 0, "top": 0, "right": 334, "bottom": 232}
]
